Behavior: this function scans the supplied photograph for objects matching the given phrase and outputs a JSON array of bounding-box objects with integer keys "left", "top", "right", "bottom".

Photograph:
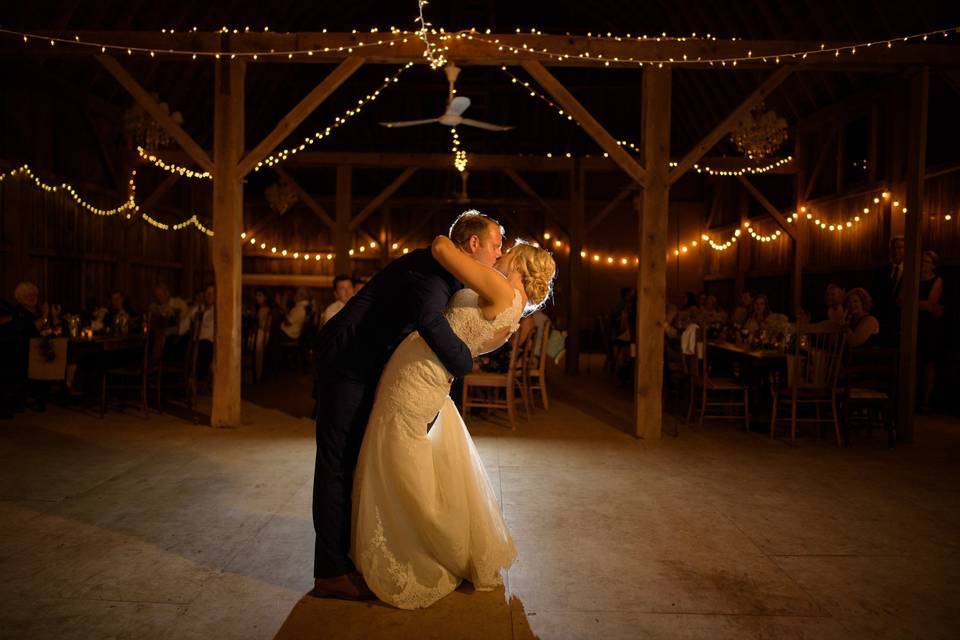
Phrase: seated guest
[
  {"left": 149, "top": 283, "right": 191, "bottom": 336},
  {"left": 702, "top": 295, "right": 728, "bottom": 325},
  {"left": 843, "top": 287, "right": 880, "bottom": 349},
  {"left": 730, "top": 290, "right": 753, "bottom": 326},
  {"left": 353, "top": 276, "right": 369, "bottom": 294},
  {"left": 321, "top": 275, "right": 354, "bottom": 325},
  {"left": 664, "top": 300, "right": 679, "bottom": 339},
  {"left": 280, "top": 287, "right": 312, "bottom": 340},
  {"left": 104, "top": 290, "right": 136, "bottom": 333},
  {"left": 744, "top": 293, "right": 789, "bottom": 333},
  {"left": 824, "top": 283, "right": 846, "bottom": 325},
  {"left": 253, "top": 289, "right": 272, "bottom": 329},
  {"left": 9, "top": 282, "right": 59, "bottom": 411}
]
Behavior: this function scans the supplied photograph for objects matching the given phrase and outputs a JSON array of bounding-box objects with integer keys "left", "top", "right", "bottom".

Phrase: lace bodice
[{"left": 444, "top": 288, "right": 523, "bottom": 356}]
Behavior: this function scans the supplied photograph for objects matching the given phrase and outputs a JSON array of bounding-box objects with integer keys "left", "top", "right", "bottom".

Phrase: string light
[
  {"left": 464, "top": 25, "right": 957, "bottom": 68},
  {"left": 136, "top": 147, "right": 211, "bottom": 179},
  {"left": 415, "top": 1, "right": 447, "bottom": 68},
  {"left": 451, "top": 127, "right": 468, "bottom": 172},
  {"left": 4, "top": 27, "right": 410, "bottom": 60},
  {"left": 254, "top": 63, "right": 413, "bottom": 171},
  {"left": 0, "top": 164, "right": 215, "bottom": 235}
]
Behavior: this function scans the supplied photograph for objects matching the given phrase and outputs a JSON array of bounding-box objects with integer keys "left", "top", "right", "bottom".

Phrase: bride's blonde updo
[{"left": 510, "top": 241, "right": 557, "bottom": 311}]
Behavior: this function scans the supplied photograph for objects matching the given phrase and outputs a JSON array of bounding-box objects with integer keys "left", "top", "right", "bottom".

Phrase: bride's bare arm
[{"left": 431, "top": 236, "right": 514, "bottom": 310}]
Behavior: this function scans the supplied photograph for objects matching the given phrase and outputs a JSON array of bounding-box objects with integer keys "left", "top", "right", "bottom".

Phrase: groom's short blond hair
[{"left": 449, "top": 210, "right": 503, "bottom": 249}]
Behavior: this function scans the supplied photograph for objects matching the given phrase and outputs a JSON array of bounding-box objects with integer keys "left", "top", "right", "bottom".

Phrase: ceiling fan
[{"left": 380, "top": 63, "right": 514, "bottom": 132}]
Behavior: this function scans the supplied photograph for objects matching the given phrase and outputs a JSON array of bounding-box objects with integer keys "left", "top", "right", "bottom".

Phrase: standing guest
[
  {"left": 321, "top": 275, "right": 354, "bottom": 325},
  {"left": 873, "top": 235, "right": 905, "bottom": 346},
  {"left": 149, "top": 283, "right": 191, "bottom": 336},
  {"left": 195, "top": 284, "right": 215, "bottom": 384},
  {"left": 281, "top": 287, "right": 312, "bottom": 340},
  {"left": 730, "top": 290, "right": 753, "bottom": 326},
  {"left": 253, "top": 288, "right": 272, "bottom": 328},
  {"left": 843, "top": 288, "right": 880, "bottom": 349},
  {"left": 917, "top": 250, "right": 945, "bottom": 412},
  {"left": 675, "top": 291, "right": 701, "bottom": 328},
  {"left": 824, "top": 283, "right": 846, "bottom": 325},
  {"left": 353, "top": 277, "right": 369, "bottom": 294}
]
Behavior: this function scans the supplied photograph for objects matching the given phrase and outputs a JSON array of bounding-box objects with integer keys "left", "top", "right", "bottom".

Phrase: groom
[{"left": 311, "top": 210, "right": 504, "bottom": 599}]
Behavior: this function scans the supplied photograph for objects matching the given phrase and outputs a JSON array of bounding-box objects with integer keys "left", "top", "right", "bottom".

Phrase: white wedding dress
[{"left": 350, "top": 288, "right": 522, "bottom": 609}]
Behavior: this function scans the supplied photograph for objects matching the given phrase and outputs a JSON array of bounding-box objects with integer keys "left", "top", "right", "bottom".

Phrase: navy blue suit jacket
[{"left": 313, "top": 248, "right": 473, "bottom": 384}]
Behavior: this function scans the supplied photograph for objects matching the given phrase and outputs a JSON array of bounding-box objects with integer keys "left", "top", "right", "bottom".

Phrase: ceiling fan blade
[
  {"left": 459, "top": 118, "right": 514, "bottom": 132},
  {"left": 445, "top": 96, "right": 471, "bottom": 116},
  {"left": 379, "top": 118, "right": 441, "bottom": 128}
]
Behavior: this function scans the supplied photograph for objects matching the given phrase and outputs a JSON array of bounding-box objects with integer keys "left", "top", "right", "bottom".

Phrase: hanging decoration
[
  {"left": 123, "top": 94, "right": 183, "bottom": 151},
  {"left": 730, "top": 103, "right": 788, "bottom": 160},
  {"left": 265, "top": 176, "right": 299, "bottom": 214}
]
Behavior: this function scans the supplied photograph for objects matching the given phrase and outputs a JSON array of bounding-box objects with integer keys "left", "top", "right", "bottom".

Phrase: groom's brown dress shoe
[{"left": 310, "top": 572, "right": 376, "bottom": 601}]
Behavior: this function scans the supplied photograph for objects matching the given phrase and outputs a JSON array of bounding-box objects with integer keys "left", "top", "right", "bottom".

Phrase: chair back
[
  {"left": 27, "top": 337, "right": 68, "bottom": 381},
  {"left": 185, "top": 306, "right": 205, "bottom": 387},
  {"left": 145, "top": 313, "right": 169, "bottom": 372},
  {"left": 535, "top": 319, "right": 552, "bottom": 375},
  {"left": 684, "top": 325, "right": 710, "bottom": 384},
  {"left": 505, "top": 333, "right": 523, "bottom": 385},
  {"left": 793, "top": 325, "right": 846, "bottom": 392}
]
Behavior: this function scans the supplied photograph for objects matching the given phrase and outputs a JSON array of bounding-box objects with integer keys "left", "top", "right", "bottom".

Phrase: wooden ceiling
[{"left": 2, "top": 1, "right": 959, "bottom": 202}]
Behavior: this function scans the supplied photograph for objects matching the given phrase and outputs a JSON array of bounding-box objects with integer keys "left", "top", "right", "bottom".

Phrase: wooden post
[
  {"left": 566, "top": 159, "right": 585, "bottom": 375},
  {"left": 210, "top": 58, "right": 246, "bottom": 428},
  {"left": 897, "top": 67, "right": 929, "bottom": 443},
  {"left": 634, "top": 66, "right": 671, "bottom": 440},
  {"left": 792, "top": 137, "right": 805, "bottom": 317},
  {"left": 380, "top": 204, "right": 392, "bottom": 267},
  {"left": 335, "top": 165, "right": 352, "bottom": 276}
]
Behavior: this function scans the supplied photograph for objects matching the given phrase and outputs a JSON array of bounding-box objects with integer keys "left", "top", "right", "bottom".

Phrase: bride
[{"left": 350, "top": 235, "right": 556, "bottom": 609}]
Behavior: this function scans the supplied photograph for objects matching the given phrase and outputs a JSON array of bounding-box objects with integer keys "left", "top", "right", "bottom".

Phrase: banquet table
[
  {"left": 68, "top": 334, "right": 145, "bottom": 354},
  {"left": 707, "top": 339, "right": 787, "bottom": 362}
]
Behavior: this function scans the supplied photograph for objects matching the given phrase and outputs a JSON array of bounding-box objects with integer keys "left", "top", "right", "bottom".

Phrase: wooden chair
[
  {"left": 161, "top": 310, "right": 203, "bottom": 411},
  {"left": 524, "top": 319, "right": 552, "bottom": 410},
  {"left": 841, "top": 347, "right": 898, "bottom": 447},
  {"left": 101, "top": 314, "right": 167, "bottom": 419},
  {"left": 770, "top": 325, "right": 846, "bottom": 446},
  {"left": 596, "top": 315, "right": 615, "bottom": 374},
  {"left": 462, "top": 333, "right": 527, "bottom": 429},
  {"left": 686, "top": 325, "right": 750, "bottom": 429}
]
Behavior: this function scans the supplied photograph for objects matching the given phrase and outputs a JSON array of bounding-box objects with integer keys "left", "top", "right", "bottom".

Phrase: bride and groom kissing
[{"left": 310, "top": 211, "right": 557, "bottom": 609}]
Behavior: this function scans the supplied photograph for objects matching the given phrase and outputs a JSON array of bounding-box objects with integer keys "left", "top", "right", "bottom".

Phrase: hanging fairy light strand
[
  {"left": 3, "top": 23, "right": 953, "bottom": 66},
  {"left": 499, "top": 65, "right": 793, "bottom": 175},
  {"left": 135, "top": 63, "right": 414, "bottom": 178},
  {"left": 0, "top": 164, "right": 214, "bottom": 236}
]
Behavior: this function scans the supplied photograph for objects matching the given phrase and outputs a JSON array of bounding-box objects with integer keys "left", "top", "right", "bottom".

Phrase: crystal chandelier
[
  {"left": 123, "top": 93, "right": 183, "bottom": 151},
  {"left": 265, "top": 177, "right": 299, "bottom": 214},
  {"left": 729, "top": 103, "right": 788, "bottom": 160}
]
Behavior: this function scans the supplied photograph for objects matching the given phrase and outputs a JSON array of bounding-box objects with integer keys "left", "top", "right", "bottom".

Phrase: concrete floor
[{"left": 1, "top": 373, "right": 958, "bottom": 639}]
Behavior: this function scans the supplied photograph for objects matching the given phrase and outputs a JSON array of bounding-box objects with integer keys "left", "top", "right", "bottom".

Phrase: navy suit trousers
[{"left": 313, "top": 377, "right": 377, "bottom": 578}]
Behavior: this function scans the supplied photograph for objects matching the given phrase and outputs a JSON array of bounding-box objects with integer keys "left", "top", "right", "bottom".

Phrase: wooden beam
[
  {"left": 210, "top": 58, "right": 245, "bottom": 428},
  {"left": 96, "top": 55, "right": 213, "bottom": 173},
  {"left": 24, "top": 32, "right": 960, "bottom": 67},
  {"left": 392, "top": 205, "right": 447, "bottom": 248},
  {"left": 669, "top": 66, "right": 793, "bottom": 184},
  {"left": 566, "top": 160, "right": 585, "bottom": 375},
  {"left": 348, "top": 166, "right": 416, "bottom": 231},
  {"left": 138, "top": 173, "right": 181, "bottom": 212},
  {"left": 237, "top": 57, "right": 365, "bottom": 177},
  {"left": 803, "top": 126, "right": 838, "bottom": 200},
  {"left": 271, "top": 165, "right": 336, "bottom": 228},
  {"left": 635, "top": 66, "right": 671, "bottom": 440},
  {"left": 520, "top": 60, "right": 647, "bottom": 187},
  {"left": 586, "top": 182, "right": 637, "bottom": 233},
  {"left": 897, "top": 67, "right": 929, "bottom": 444},
  {"left": 160, "top": 148, "right": 795, "bottom": 174},
  {"left": 735, "top": 175, "right": 797, "bottom": 241},
  {"left": 334, "top": 165, "right": 352, "bottom": 275},
  {"left": 502, "top": 168, "right": 568, "bottom": 233}
]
